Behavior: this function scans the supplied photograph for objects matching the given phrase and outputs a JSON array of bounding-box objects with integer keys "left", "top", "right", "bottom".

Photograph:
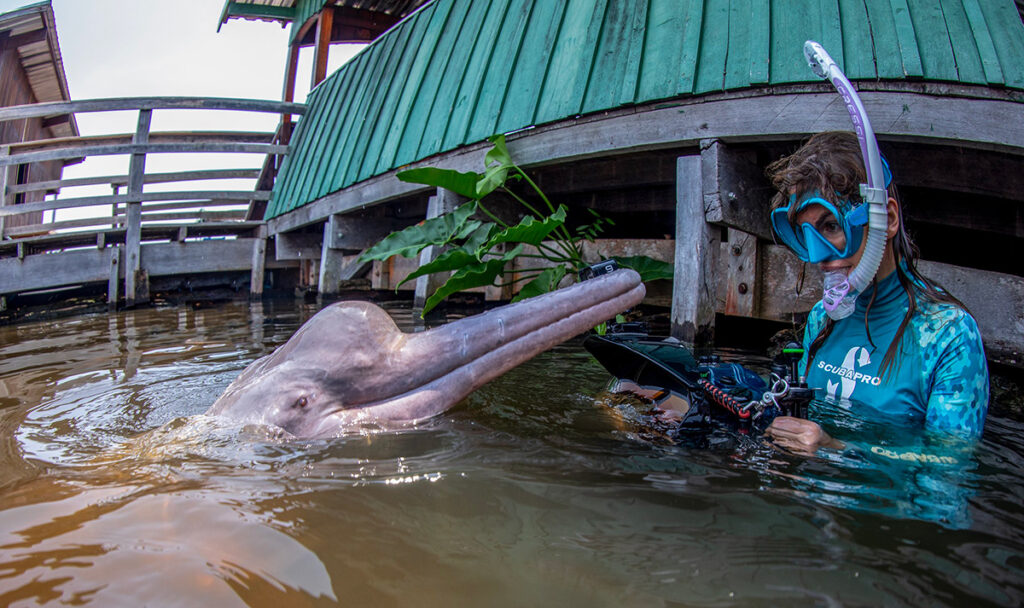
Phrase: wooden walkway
[{"left": 0, "top": 97, "right": 304, "bottom": 308}]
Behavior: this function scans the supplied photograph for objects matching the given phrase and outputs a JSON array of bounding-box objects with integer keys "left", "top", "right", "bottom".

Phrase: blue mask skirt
[{"left": 771, "top": 193, "right": 868, "bottom": 263}]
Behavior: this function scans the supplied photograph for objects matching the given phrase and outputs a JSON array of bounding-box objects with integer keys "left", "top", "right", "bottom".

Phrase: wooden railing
[{"left": 0, "top": 97, "right": 305, "bottom": 306}]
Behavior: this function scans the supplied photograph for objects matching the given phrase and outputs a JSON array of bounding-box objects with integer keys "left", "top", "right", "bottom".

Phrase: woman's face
[{"left": 792, "top": 203, "right": 868, "bottom": 275}]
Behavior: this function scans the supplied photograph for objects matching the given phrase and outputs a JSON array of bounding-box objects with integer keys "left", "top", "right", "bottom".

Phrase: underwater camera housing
[{"left": 579, "top": 262, "right": 813, "bottom": 432}]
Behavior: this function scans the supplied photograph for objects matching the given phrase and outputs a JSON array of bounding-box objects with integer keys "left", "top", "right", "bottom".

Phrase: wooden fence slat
[
  {"left": 8, "top": 131, "right": 276, "bottom": 154},
  {"left": 0, "top": 97, "right": 306, "bottom": 123},
  {"left": 126, "top": 109, "right": 151, "bottom": 306},
  {"left": 0, "top": 190, "right": 271, "bottom": 217},
  {"left": 0, "top": 142, "right": 290, "bottom": 166},
  {"left": 6, "top": 168, "right": 263, "bottom": 195}
]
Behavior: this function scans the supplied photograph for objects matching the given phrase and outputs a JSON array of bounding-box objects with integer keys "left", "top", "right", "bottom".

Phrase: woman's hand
[{"left": 766, "top": 416, "right": 843, "bottom": 454}]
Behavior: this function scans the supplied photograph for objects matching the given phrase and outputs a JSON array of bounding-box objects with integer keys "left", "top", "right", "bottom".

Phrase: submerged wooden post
[
  {"left": 671, "top": 155, "right": 719, "bottom": 344},
  {"left": 107, "top": 246, "right": 121, "bottom": 310},
  {"left": 414, "top": 188, "right": 462, "bottom": 311},
  {"left": 318, "top": 215, "right": 345, "bottom": 295},
  {"left": 250, "top": 224, "right": 267, "bottom": 299},
  {"left": 125, "top": 109, "right": 151, "bottom": 307},
  {"left": 0, "top": 146, "right": 10, "bottom": 239}
]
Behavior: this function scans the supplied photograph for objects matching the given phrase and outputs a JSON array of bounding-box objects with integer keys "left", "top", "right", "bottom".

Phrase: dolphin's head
[{"left": 207, "top": 269, "right": 645, "bottom": 437}]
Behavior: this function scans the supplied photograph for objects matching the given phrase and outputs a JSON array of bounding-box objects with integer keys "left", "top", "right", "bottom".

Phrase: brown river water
[{"left": 0, "top": 299, "right": 1022, "bottom": 607}]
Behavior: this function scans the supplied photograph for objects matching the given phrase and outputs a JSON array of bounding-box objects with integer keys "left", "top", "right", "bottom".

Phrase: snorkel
[{"left": 802, "top": 41, "right": 889, "bottom": 320}]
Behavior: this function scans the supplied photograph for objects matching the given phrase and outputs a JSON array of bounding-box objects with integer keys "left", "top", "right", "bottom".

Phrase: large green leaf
[
  {"left": 397, "top": 167, "right": 481, "bottom": 200},
  {"left": 359, "top": 202, "right": 478, "bottom": 262},
  {"left": 613, "top": 255, "right": 674, "bottom": 282},
  {"left": 485, "top": 205, "right": 566, "bottom": 248},
  {"left": 396, "top": 248, "right": 478, "bottom": 289},
  {"left": 511, "top": 265, "right": 567, "bottom": 303},
  {"left": 476, "top": 134, "right": 515, "bottom": 197},
  {"left": 421, "top": 245, "right": 523, "bottom": 315}
]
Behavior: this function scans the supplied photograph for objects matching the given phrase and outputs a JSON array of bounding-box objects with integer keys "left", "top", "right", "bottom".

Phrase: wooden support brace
[
  {"left": 671, "top": 155, "right": 719, "bottom": 345},
  {"left": 721, "top": 228, "right": 758, "bottom": 317},
  {"left": 108, "top": 246, "right": 121, "bottom": 310},
  {"left": 250, "top": 224, "right": 267, "bottom": 299},
  {"left": 414, "top": 189, "right": 463, "bottom": 311},
  {"left": 16, "top": 242, "right": 24, "bottom": 260},
  {"left": 125, "top": 109, "right": 151, "bottom": 307},
  {"left": 96, "top": 232, "right": 106, "bottom": 250},
  {"left": 0, "top": 145, "right": 9, "bottom": 239},
  {"left": 311, "top": 7, "right": 334, "bottom": 88},
  {"left": 176, "top": 226, "right": 188, "bottom": 242},
  {"left": 318, "top": 215, "right": 345, "bottom": 295},
  {"left": 701, "top": 139, "right": 771, "bottom": 241}
]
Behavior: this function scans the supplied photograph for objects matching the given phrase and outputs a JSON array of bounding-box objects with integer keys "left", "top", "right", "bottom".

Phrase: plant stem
[{"left": 476, "top": 202, "right": 510, "bottom": 228}]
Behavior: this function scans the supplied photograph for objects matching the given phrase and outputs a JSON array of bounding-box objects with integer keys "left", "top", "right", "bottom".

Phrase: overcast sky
[{"left": 0, "top": 0, "right": 362, "bottom": 212}]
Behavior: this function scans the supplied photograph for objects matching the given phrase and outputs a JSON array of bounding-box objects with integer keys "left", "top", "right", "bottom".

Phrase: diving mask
[
  {"left": 770, "top": 158, "right": 892, "bottom": 264},
  {"left": 771, "top": 193, "right": 867, "bottom": 263}
]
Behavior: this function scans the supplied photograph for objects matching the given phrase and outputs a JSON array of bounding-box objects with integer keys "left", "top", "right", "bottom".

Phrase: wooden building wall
[{"left": 0, "top": 39, "right": 63, "bottom": 228}]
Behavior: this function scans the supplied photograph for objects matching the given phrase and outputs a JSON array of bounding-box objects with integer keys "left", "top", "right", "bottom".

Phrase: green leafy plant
[{"left": 359, "top": 135, "right": 672, "bottom": 315}]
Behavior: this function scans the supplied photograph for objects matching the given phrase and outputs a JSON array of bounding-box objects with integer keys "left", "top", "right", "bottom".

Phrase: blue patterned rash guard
[{"left": 798, "top": 268, "right": 989, "bottom": 438}]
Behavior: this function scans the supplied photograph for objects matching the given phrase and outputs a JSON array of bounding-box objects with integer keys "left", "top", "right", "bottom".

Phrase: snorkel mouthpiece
[{"left": 803, "top": 41, "right": 890, "bottom": 320}]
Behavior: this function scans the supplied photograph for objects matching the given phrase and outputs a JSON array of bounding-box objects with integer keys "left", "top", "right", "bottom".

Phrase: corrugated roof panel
[{"left": 268, "top": 0, "right": 1024, "bottom": 219}]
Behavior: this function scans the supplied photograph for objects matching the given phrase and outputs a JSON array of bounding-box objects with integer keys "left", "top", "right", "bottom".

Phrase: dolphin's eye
[{"left": 293, "top": 396, "right": 309, "bottom": 409}]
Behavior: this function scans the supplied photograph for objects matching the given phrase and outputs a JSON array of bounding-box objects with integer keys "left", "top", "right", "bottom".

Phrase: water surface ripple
[{"left": 0, "top": 300, "right": 1021, "bottom": 606}]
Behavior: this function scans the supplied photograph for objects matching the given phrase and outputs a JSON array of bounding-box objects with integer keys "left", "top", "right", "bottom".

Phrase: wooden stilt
[
  {"left": 671, "top": 155, "right": 719, "bottom": 344},
  {"left": 414, "top": 189, "right": 462, "bottom": 311}
]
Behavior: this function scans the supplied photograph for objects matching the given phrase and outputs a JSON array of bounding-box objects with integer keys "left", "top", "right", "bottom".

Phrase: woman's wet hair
[{"left": 766, "top": 131, "right": 967, "bottom": 379}]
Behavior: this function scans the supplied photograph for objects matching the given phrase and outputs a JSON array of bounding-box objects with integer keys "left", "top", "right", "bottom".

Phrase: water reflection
[{"left": 0, "top": 299, "right": 1021, "bottom": 606}]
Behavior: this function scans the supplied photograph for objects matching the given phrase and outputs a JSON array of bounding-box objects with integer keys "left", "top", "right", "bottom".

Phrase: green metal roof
[{"left": 267, "top": 0, "right": 1024, "bottom": 219}]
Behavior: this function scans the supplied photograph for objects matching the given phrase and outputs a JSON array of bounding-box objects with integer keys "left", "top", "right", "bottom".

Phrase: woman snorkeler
[{"left": 763, "top": 131, "right": 989, "bottom": 453}]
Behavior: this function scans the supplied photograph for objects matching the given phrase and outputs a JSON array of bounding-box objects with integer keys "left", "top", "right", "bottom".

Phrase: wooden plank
[
  {"left": 839, "top": 0, "right": 879, "bottom": 79},
  {"left": 904, "top": 0, "right": 958, "bottom": 81},
  {"left": 0, "top": 142, "right": 290, "bottom": 166},
  {"left": 817, "top": 0, "right": 844, "bottom": 73},
  {"left": 533, "top": 0, "right": 607, "bottom": 124},
  {"left": 275, "top": 231, "right": 322, "bottom": 261},
  {"left": 493, "top": 0, "right": 568, "bottom": 135},
  {"left": 280, "top": 57, "right": 351, "bottom": 213},
  {"left": 126, "top": 109, "right": 150, "bottom": 307},
  {"left": 975, "top": 0, "right": 1024, "bottom": 88},
  {"left": 636, "top": 0, "right": 688, "bottom": 102},
  {"left": 889, "top": 0, "right": 925, "bottom": 77},
  {"left": 399, "top": 0, "right": 487, "bottom": 164},
  {"left": 140, "top": 239, "right": 257, "bottom": 277},
  {"left": 960, "top": 0, "right": 1005, "bottom": 86},
  {"left": 306, "top": 26, "right": 401, "bottom": 209},
  {"left": 250, "top": 224, "right": 267, "bottom": 299},
  {"left": 439, "top": 0, "right": 517, "bottom": 150},
  {"left": 4, "top": 215, "right": 125, "bottom": 237},
  {"left": 723, "top": 0, "right": 752, "bottom": 91},
  {"left": 721, "top": 229, "right": 757, "bottom": 317},
  {"left": 917, "top": 260, "right": 1024, "bottom": 361},
  {"left": 935, "top": 0, "right": 985, "bottom": 85},
  {"left": 139, "top": 210, "right": 246, "bottom": 223},
  {"left": 0, "top": 190, "right": 269, "bottom": 217},
  {"left": 758, "top": 244, "right": 823, "bottom": 320},
  {"left": 700, "top": 139, "right": 771, "bottom": 240},
  {"left": 414, "top": 189, "right": 462, "bottom": 310},
  {"left": 9, "top": 131, "right": 275, "bottom": 154},
  {"left": 863, "top": 0, "right": 905, "bottom": 79},
  {"left": 379, "top": 0, "right": 467, "bottom": 174},
  {"left": 0, "top": 97, "right": 306, "bottom": 123},
  {"left": 580, "top": 0, "right": 644, "bottom": 111},
  {"left": 0, "top": 247, "right": 117, "bottom": 294},
  {"left": 108, "top": 246, "right": 121, "bottom": 309},
  {"left": 319, "top": 217, "right": 345, "bottom": 295},
  {"left": 671, "top": 155, "right": 718, "bottom": 345},
  {"left": 311, "top": 5, "right": 334, "bottom": 88},
  {"left": 0, "top": 145, "right": 8, "bottom": 238},
  {"left": 327, "top": 215, "right": 409, "bottom": 250},
  {"left": 5, "top": 168, "right": 262, "bottom": 195},
  {"left": 748, "top": 0, "right": 771, "bottom": 85},
  {"left": 357, "top": 1, "right": 448, "bottom": 183},
  {"left": 694, "top": 0, "right": 730, "bottom": 94}
]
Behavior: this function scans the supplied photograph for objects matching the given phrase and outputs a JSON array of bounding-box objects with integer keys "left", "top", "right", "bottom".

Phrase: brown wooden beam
[
  {"left": 311, "top": 7, "right": 334, "bottom": 88},
  {"left": 3, "top": 29, "right": 47, "bottom": 49}
]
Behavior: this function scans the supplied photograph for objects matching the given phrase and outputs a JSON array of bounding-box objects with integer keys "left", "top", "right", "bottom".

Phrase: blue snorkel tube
[{"left": 803, "top": 41, "right": 889, "bottom": 320}]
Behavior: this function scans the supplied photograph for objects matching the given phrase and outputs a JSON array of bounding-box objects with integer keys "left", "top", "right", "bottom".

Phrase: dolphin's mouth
[{"left": 313, "top": 269, "right": 645, "bottom": 436}]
